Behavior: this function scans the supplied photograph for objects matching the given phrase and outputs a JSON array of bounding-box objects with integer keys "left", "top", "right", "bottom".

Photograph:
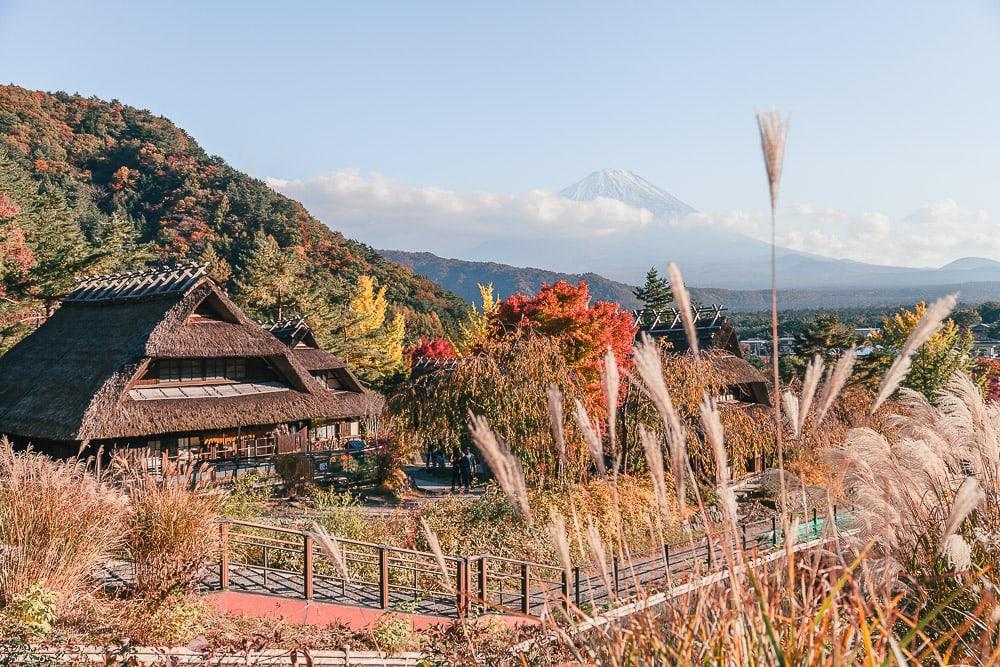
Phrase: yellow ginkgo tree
[
  {"left": 863, "top": 301, "right": 975, "bottom": 401},
  {"left": 327, "top": 275, "right": 406, "bottom": 384}
]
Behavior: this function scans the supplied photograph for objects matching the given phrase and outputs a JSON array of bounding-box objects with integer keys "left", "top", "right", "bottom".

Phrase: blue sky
[{"left": 2, "top": 1, "right": 1000, "bottom": 268}]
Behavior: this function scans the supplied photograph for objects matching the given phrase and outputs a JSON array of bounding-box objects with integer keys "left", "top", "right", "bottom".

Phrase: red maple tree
[
  {"left": 406, "top": 337, "right": 458, "bottom": 365},
  {"left": 494, "top": 280, "right": 636, "bottom": 410}
]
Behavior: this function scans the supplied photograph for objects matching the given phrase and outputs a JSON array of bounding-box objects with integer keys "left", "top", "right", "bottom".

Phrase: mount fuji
[{"left": 559, "top": 169, "right": 697, "bottom": 219}]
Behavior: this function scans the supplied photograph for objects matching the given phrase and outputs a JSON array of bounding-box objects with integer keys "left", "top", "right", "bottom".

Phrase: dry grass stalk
[
  {"left": 573, "top": 399, "right": 605, "bottom": 476},
  {"left": 546, "top": 384, "right": 567, "bottom": 478},
  {"left": 584, "top": 517, "right": 614, "bottom": 599},
  {"left": 419, "top": 517, "right": 455, "bottom": 595},
  {"left": 756, "top": 108, "right": 791, "bottom": 516},
  {"left": 782, "top": 391, "right": 801, "bottom": 438},
  {"left": 311, "top": 522, "right": 351, "bottom": 582},
  {"left": 815, "top": 345, "right": 855, "bottom": 427},
  {"left": 632, "top": 336, "right": 687, "bottom": 511},
  {"left": 468, "top": 412, "right": 533, "bottom": 522},
  {"left": 667, "top": 262, "right": 698, "bottom": 356},
  {"left": 638, "top": 426, "right": 671, "bottom": 522},
  {"left": 123, "top": 463, "right": 222, "bottom": 599},
  {"left": 700, "top": 396, "right": 738, "bottom": 527},
  {"left": 601, "top": 349, "right": 620, "bottom": 470},
  {"left": 798, "top": 354, "right": 824, "bottom": 433},
  {"left": 547, "top": 509, "right": 574, "bottom": 588},
  {"left": 0, "top": 440, "right": 128, "bottom": 613},
  {"left": 872, "top": 293, "right": 957, "bottom": 411},
  {"left": 756, "top": 109, "right": 790, "bottom": 211}
]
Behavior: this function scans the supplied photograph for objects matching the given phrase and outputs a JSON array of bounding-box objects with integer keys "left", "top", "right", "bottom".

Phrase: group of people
[{"left": 424, "top": 441, "right": 476, "bottom": 493}]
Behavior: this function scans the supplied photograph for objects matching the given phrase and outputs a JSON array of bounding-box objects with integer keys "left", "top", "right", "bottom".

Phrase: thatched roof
[
  {"left": 0, "top": 266, "right": 382, "bottom": 442},
  {"left": 706, "top": 353, "right": 771, "bottom": 406},
  {"left": 636, "top": 306, "right": 744, "bottom": 357}
]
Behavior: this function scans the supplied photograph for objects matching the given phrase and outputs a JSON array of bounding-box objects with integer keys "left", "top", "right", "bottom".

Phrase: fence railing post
[
  {"left": 741, "top": 523, "right": 748, "bottom": 551},
  {"left": 478, "top": 558, "right": 488, "bottom": 610},
  {"left": 456, "top": 558, "right": 467, "bottom": 617},
  {"left": 379, "top": 547, "right": 390, "bottom": 609},
  {"left": 219, "top": 523, "right": 230, "bottom": 590},
  {"left": 812, "top": 508, "right": 818, "bottom": 533},
  {"left": 613, "top": 556, "right": 620, "bottom": 597},
  {"left": 706, "top": 537, "right": 713, "bottom": 568},
  {"left": 664, "top": 543, "right": 670, "bottom": 571},
  {"left": 303, "top": 533, "right": 314, "bottom": 600},
  {"left": 520, "top": 562, "right": 529, "bottom": 614},
  {"left": 574, "top": 565, "right": 581, "bottom": 606},
  {"left": 771, "top": 516, "right": 777, "bottom": 546}
]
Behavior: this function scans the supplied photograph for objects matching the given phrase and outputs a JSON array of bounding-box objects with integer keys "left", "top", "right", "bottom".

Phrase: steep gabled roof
[
  {"left": 262, "top": 317, "right": 366, "bottom": 392},
  {"left": 0, "top": 265, "right": 382, "bottom": 442}
]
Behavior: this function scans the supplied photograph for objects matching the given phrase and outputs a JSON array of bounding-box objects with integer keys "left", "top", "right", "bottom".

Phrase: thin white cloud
[
  {"left": 268, "top": 170, "right": 996, "bottom": 269},
  {"left": 267, "top": 170, "right": 654, "bottom": 256}
]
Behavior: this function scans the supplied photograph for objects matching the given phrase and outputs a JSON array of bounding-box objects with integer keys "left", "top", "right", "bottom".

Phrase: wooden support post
[
  {"left": 664, "top": 543, "right": 670, "bottom": 570},
  {"left": 741, "top": 523, "right": 748, "bottom": 551},
  {"left": 478, "top": 558, "right": 488, "bottom": 609},
  {"left": 771, "top": 516, "right": 777, "bottom": 546},
  {"left": 456, "top": 559, "right": 467, "bottom": 617},
  {"left": 520, "top": 562, "right": 529, "bottom": 614},
  {"left": 706, "top": 538, "right": 713, "bottom": 568},
  {"left": 219, "top": 523, "right": 230, "bottom": 589},
  {"left": 812, "top": 508, "right": 818, "bottom": 531},
  {"left": 379, "top": 548, "right": 390, "bottom": 609},
  {"left": 303, "top": 534, "right": 314, "bottom": 600},
  {"left": 613, "top": 556, "right": 620, "bottom": 596},
  {"left": 574, "top": 566, "right": 581, "bottom": 606}
]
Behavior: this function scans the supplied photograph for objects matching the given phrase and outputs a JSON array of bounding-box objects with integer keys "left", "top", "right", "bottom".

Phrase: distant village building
[
  {"left": 633, "top": 305, "right": 771, "bottom": 406},
  {"left": 0, "top": 264, "right": 382, "bottom": 470}
]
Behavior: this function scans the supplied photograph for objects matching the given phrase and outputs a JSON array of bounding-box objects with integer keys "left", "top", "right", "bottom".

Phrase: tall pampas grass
[
  {"left": 815, "top": 345, "right": 855, "bottom": 427},
  {"left": 468, "top": 412, "right": 533, "bottom": 522},
  {"left": 419, "top": 517, "right": 455, "bottom": 594},
  {"left": 872, "top": 293, "right": 958, "bottom": 411},
  {"left": 573, "top": 399, "right": 605, "bottom": 476},
  {"left": 756, "top": 108, "right": 790, "bottom": 512},
  {"left": 797, "top": 354, "right": 824, "bottom": 433},
  {"left": 667, "top": 262, "right": 698, "bottom": 356},
  {"left": 546, "top": 384, "right": 567, "bottom": 480},
  {"left": 602, "top": 349, "right": 620, "bottom": 469}
]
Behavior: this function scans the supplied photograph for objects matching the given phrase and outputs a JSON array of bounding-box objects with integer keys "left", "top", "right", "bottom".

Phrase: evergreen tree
[
  {"left": 632, "top": 267, "right": 673, "bottom": 312},
  {"left": 197, "top": 242, "right": 232, "bottom": 286},
  {"left": 90, "top": 211, "right": 155, "bottom": 273},
  {"left": 234, "top": 232, "right": 306, "bottom": 321},
  {"left": 327, "top": 275, "right": 406, "bottom": 384},
  {"left": 792, "top": 314, "right": 857, "bottom": 363}
]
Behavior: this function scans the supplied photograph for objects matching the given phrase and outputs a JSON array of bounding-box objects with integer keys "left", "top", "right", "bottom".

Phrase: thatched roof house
[
  {"left": 634, "top": 305, "right": 770, "bottom": 406},
  {"left": 0, "top": 264, "right": 382, "bottom": 460}
]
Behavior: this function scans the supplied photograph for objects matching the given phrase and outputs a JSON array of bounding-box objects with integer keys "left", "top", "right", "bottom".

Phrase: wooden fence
[{"left": 215, "top": 506, "right": 851, "bottom": 619}]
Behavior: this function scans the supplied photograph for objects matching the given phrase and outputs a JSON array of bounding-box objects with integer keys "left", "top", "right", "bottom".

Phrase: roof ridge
[{"left": 64, "top": 263, "right": 208, "bottom": 304}]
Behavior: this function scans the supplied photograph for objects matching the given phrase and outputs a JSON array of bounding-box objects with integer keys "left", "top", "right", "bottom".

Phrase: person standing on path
[
  {"left": 459, "top": 447, "right": 475, "bottom": 493},
  {"left": 449, "top": 447, "right": 462, "bottom": 492}
]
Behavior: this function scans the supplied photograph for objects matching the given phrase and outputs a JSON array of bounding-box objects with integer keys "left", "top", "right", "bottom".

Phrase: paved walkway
[{"left": 405, "top": 465, "right": 484, "bottom": 496}]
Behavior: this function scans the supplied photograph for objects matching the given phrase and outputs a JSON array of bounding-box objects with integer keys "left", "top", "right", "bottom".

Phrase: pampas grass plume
[{"left": 667, "top": 262, "right": 698, "bottom": 356}]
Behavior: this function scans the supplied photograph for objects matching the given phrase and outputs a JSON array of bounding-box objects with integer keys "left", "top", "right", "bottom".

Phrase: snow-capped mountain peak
[{"left": 559, "top": 168, "right": 697, "bottom": 219}]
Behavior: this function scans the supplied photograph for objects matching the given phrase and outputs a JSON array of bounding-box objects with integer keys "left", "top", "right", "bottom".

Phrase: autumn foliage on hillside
[
  {"left": 405, "top": 337, "right": 458, "bottom": 364},
  {"left": 0, "top": 85, "right": 467, "bottom": 351}
]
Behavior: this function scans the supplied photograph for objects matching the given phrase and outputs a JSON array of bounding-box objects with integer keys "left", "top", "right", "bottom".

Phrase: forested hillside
[{"left": 0, "top": 85, "right": 466, "bottom": 354}]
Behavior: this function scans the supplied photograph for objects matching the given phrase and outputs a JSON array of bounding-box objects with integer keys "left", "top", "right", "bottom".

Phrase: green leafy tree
[
  {"left": 632, "top": 267, "right": 673, "bottom": 312},
  {"left": 90, "top": 211, "right": 155, "bottom": 273},
  {"left": 863, "top": 302, "right": 975, "bottom": 401},
  {"left": 978, "top": 301, "right": 1000, "bottom": 324}
]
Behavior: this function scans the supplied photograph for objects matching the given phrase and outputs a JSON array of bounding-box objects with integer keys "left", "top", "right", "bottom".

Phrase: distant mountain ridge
[{"left": 382, "top": 249, "right": 1000, "bottom": 312}]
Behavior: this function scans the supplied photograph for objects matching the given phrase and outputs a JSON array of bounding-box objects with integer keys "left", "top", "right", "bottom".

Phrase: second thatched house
[{"left": 0, "top": 264, "right": 382, "bottom": 469}]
